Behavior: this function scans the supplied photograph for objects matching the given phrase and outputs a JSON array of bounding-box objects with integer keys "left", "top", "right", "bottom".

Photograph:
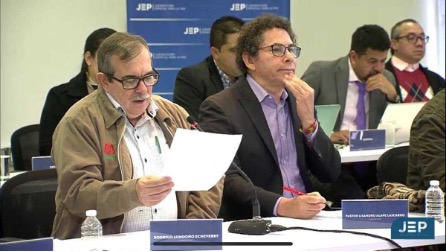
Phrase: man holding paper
[
  {"left": 199, "top": 14, "right": 341, "bottom": 221},
  {"left": 51, "top": 32, "right": 223, "bottom": 239}
]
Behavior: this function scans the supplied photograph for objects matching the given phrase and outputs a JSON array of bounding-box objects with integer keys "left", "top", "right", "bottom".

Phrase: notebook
[
  {"left": 379, "top": 102, "right": 427, "bottom": 144},
  {"left": 32, "top": 156, "right": 55, "bottom": 170},
  {"left": 315, "top": 104, "right": 341, "bottom": 134}
]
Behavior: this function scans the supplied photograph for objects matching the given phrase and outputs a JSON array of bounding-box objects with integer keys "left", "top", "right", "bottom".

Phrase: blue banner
[{"left": 127, "top": 0, "right": 290, "bottom": 100}]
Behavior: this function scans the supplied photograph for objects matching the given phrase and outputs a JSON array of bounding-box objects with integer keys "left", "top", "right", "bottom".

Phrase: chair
[
  {"left": 10, "top": 124, "right": 40, "bottom": 171},
  {"left": 376, "top": 145, "right": 409, "bottom": 184},
  {"left": 0, "top": 169, "right": 57, "bottom": 240}
]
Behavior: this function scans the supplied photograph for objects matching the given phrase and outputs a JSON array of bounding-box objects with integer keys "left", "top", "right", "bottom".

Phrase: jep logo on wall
[
  {"left": 183, "top": 27, "right": 211, "bottom": 35},
  {"left": 136, "top": 2, "right": 186, "bottom": 11},
  {"left": 230, "top": 3, "right": 246, "bottom": 11},
  {"left": 230, "top": 2, "right": 279, "bottom": 11},
  {"left": 391, "top": 217, "right": 435, "bottom": 239},
  {"left": 136, "top": 3, "right": 152, "bottom": 11}
]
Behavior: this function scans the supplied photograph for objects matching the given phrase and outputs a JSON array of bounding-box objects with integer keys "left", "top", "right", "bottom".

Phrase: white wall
[{"left": 1, "top": 0, "right": 442, "bottom": 147}]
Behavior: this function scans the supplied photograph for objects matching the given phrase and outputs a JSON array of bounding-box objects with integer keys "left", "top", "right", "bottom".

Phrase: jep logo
[
  {"left": 183, "top": 27, "right": 200, "bottom": 35},
  {"left": 136, "top": 3, "right": 152, "bottom": 11},
  {"left": 230, "top": 3, "right": 246, "bottom": 11},
  {"left": 391, "top": 217, "right": 435, "bottom": 239}
]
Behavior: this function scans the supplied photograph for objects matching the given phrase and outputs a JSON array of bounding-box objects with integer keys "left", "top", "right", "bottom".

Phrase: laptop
[
  {"left": 315, "top": 104, "right": 341, "bottom": 134},
  {"left": 379, "top": 102, "right": 427, "bottom": 144},
  {"left": 32, "top": 156, "right": 55, "bottom": 170}
]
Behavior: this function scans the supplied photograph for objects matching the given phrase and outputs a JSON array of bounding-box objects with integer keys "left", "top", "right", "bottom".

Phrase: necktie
[
  {"left": 353, "top": 82, "right": 369, "bottom": 182},
  {"left": 355, "top": 82, "right": 366, "bottom": 130}
]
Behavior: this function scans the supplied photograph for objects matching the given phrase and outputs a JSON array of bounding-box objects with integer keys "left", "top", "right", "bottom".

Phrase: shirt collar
[
  {"left": 348, "top": 58, "right": 362, "bottom": 83},
  {"left": 105, "top": 92, "right": 159, "bottom": 120},
  {"left": 246, "top": 74, "right": 288, "bottom": 102},
  {"left": 391, "top": 55, "right": 420, "bottom": 72},
  {"left": 214, "top": 59, "right": 232, "bottom": 88}
]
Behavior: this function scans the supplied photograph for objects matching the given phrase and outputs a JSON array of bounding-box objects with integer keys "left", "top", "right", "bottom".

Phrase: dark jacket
[
  {"left": 407, "top": 89, "right": 445, "bottom": 191},
  {"left": 199, "top": 75, "right": 341, "bottom": 221},
  {"left": 385, "top": 61, "right": 445, "bottom": 100},
  {"left": 39, "top": 72, "right": 89, "bottom": 155},
  {"left": 173, "top": 56, "right": 224, "bottom": 121}
]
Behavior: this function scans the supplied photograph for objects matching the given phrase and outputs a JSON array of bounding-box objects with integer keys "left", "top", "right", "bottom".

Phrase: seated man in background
[
  {"left": 386, "top": 19, "right": 445, "bottom": 103},
  {"left": 51, "top": 32, "right": 223, "bottom": 239},
  {"left": 39, "top": 28, "right": 117, "bottom": 155},
  {"left": 200, "top": 14, "right": 341, "bottom": 221},
  {"left": 301, "top": 24, "right": 397, "bottom": 206},
  {"left": 173, "top": 16, "right": 244, "bottom": 121},
  {"left": 407, "top": 89, "right": 445, "bottom": 191}
]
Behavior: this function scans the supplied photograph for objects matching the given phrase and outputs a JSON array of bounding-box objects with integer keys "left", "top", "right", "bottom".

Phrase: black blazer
[
  {"left": 199, "top": 76, "right": 341, "bottom": 221},
  {"left": 39, "top": 72, "right": 89, "bottom": 155},
  {"left": 385, "top": 60, "right": 445, "bottom": 100},
  {"left": 173, "top": 56, "right": 224, "bottom": 121}
]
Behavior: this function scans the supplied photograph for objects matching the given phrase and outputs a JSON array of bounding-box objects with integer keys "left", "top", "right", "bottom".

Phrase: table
[
  {"left": 338, "top": 142, "right": 409, "bottom": 163},
  {"left": 53, "top": 211, "right": 445, "bottom": 251}
]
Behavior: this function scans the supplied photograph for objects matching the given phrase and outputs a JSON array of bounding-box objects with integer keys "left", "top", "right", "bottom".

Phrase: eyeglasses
[
  {"left": 259, "top": 43, "right": 301, "bottom": 58},
  {"left": 106, "top": 68, "right": 160, "bottom": 89},
  {"left": 396, "top": 34, "right": 429, "bottom": 44}
]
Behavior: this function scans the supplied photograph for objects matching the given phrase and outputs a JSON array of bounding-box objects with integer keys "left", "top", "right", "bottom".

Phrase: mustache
[{"left": 131, "top": 93, "right": 150, "bottom": 101}]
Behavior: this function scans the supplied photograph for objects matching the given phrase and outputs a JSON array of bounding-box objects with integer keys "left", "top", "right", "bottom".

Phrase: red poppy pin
[{"left": 104, "top": 143, "right": 115, "bottom": 155}]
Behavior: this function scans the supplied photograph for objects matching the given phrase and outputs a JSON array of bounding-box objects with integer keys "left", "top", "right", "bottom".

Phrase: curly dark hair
[{"left": 236, "top": 14, "right": 296, "bottom": 74}]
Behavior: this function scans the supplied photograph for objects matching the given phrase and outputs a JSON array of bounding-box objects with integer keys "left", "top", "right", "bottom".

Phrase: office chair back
[
  {"left": 10, "top": 124, "right": 40, "bottom": 171},
  {"left": 376, "top": 145, "right": 409, "bottom": 184},
  {"left": 0, "top": 169, "right": 57, "bottom": 239}
]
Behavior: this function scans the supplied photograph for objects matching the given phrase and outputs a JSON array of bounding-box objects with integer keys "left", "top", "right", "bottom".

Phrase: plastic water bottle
[
  {"left": 81, "top": 210, "right": 103, "bottom": 250},
  {"left": 425, "top": 180, "right": 444, "bottom": 223}
]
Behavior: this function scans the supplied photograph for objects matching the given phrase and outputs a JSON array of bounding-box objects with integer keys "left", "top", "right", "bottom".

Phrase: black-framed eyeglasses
[
  {"left": 106, "top": 68, "right": 160, "bottom": 90},
  {"left": 259, "top": 43, "right": 301, "bottom": 58},
  {"left": 396, "top": 34, "right": 429, "bottom": 44}
]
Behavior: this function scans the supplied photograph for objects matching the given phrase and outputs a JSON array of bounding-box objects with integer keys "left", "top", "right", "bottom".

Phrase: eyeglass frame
[
  {"left": 395, "top": 34, "right": 429, "bottom": 44},
  {"left": 258, "top": 43, "right": 301, "bottom": 58},
  {"left": 105, "top": 68, "right": 160, "bottom": 90}
]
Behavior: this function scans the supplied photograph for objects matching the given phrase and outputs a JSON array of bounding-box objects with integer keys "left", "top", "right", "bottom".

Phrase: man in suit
[
  {"left": 199, "top": 14, "right": 341, "bottom": 221},
  {"left": 386, "top": 19, "right": 445, "bottom": 102},
  {"left": 301, "top": 24, "right": 398, "bottom": 206},
  {"left": 173, "top": 16, "right": 244, "bottom": 120},
  {"left": 302, "top": 24, "right": 398, "bottom": 144}
]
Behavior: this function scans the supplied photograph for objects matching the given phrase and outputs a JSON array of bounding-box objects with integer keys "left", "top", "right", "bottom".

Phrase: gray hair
[{"left": 97, "top": 32, "right": 149, "bottom": 79}]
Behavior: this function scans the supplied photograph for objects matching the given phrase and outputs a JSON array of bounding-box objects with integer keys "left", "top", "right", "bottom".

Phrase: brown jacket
[{"left": 51, "top": 87, "right": 223, "bottom": 239}]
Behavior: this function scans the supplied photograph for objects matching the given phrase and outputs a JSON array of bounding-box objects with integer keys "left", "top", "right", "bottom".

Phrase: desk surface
[
  {"left": 338, "top": 142, "right": 409, "bottom": 163},
  {"left": 54, "top": 212, "right": 444, "bottom": 251}
]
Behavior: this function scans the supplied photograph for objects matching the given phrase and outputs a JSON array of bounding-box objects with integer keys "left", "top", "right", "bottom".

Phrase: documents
[{"left": 163, "top": 128, "right": 242, "bottom": 191}]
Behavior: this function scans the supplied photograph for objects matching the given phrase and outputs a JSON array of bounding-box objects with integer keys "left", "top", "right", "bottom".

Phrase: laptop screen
[
  {"left": 379, "top": 102, "right": 426, "bottom": 144},
  {"left": 315, "top": 104, "right": 341, "bottom": 134}
]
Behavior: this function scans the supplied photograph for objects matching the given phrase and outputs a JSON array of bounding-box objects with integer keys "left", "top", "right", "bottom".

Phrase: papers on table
[{"left": 163, "top": 128, "right": 242, "bottom": 191}]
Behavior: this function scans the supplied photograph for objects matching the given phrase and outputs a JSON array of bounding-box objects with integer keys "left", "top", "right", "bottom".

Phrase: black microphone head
[{"left": 186, "top": 116, "right": 196, "bottom": 125}]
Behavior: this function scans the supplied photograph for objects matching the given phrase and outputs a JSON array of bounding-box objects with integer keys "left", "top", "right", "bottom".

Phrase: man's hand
[
  {"left": 277, "top": 191, "right": 326, "bottom": 219},
  {"left": 284, "top": 75, "right": 315, "bottom": 129},
  {"left": 330, "top": 130, "right": 350, "bottom": 144},
  {"left": 136, "top": 176, "right": 174, "bottom": 207},
  {"left": 366, "top": 73, "right": 397, "bottom": 100}
]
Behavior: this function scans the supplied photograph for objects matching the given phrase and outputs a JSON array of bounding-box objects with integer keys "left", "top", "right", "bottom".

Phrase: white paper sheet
[{"left": 163, "top": 128, "right": 242, "bottom": 191}]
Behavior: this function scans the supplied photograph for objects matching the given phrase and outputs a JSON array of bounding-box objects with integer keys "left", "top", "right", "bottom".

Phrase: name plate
[
  {"left": 342, "top": 199, "right": 408, "bottom": 229},
  {"left": 0, "top": 237, "right": 53, "bottom": 251},
  {"left": 32, "top": 156, "right": 55, "bottom": 170},
  {"left": 349, "top": 129, "right": 385, "bottom": 151},
  {"left": 151, "top": 219, "right": 222, "bottom": 251}
]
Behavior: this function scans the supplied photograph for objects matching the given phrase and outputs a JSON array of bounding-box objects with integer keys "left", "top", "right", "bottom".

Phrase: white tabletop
[
  {"left": 338, "top": 142, "right": 409, "bottom": 163},
  {"left": 53, "top": 211, "right": 445, "bottom": 251}
]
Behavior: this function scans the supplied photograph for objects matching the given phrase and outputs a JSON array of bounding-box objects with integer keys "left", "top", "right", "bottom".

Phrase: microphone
[{"left": 186, "top": 116, "right": 272, "bottom": 235}]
